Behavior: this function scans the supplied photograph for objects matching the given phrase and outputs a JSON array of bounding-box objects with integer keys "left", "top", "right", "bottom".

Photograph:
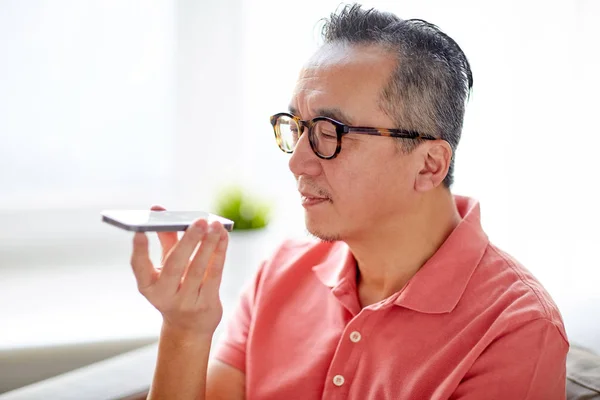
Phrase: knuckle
[
  {"left": 184, "top": 269, "right": 201, "bottom": 279},
  {"left": 195, "top": 302, "right": 211, "bottom": 314},
  {"left": 180, "top": 303, "right": 197, "bottom": 314},
  {"left": 182, "top": 226, "right": 202, "bottom": 240},
  {"left": 177, "top": 238, "right": 201, "bottom": 256},
  {"left": 205, "top": 266, "right": 222, "bottom": 279},
  {"left": 137, "top": 284, "right": 151, "bottom": 296},
  {"left": 208, "top": 231, "right": 221, "bottom": 241}
]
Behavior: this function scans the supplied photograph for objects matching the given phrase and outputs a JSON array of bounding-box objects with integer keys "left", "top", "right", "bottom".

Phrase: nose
[{"left": 288, "top": 126, "right": 322, "bottom": 178}]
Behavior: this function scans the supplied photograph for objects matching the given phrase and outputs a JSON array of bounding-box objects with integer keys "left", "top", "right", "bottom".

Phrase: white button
[
  {"left": 333, "top": 374, "right": 345, "bottom": 386},
  {"left": 349, "top": 331, "right": 362, "bottom": 343}
]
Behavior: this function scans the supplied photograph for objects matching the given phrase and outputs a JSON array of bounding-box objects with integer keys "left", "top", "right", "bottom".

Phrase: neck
[{"left": 348, "top": 190, "right": 461, "bottom": 308}]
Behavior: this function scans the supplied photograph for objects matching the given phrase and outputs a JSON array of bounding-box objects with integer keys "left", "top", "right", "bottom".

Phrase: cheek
[
  {"left": 333, "top": 159, "right": 413, "bottom": 209},
  {"left": 325, "top": 142, "right": 415, "bottom": 205},
  {"left": 333, "top": 168, "right": 395, "bottom": 208}
]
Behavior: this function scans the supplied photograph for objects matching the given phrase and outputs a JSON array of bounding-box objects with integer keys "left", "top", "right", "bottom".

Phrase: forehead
[{"left": 290, "top": 43, "right": 397, "bottom": 122}]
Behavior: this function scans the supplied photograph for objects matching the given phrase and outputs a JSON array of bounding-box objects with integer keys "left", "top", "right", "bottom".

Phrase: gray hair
[{"left": 320, "top": 4, "right": 473, "bottom": 187}]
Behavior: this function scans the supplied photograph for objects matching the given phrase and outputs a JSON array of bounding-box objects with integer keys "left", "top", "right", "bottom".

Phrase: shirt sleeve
[
  {"left": 451, "top": 318, "right": 569, "bottom": 400},
  {"left": 212, "top": 260, "right": 266, "bottom": 374}
]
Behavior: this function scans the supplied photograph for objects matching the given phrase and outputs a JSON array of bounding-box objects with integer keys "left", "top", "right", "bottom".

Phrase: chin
[
  {"left": 307, "top": 229, "right": 341, "bottom": 243},
  {"left": 305, "top": 216, "right": 342, "bottom": 243}
]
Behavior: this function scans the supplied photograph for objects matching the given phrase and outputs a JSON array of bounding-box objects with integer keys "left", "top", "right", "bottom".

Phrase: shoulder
[{"left": 468, "top": 243, "right": 568, "bottom": 343}]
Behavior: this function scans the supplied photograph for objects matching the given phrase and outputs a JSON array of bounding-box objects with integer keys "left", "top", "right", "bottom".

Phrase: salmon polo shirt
[{"left": 215, "top": 196, "right": 569, "bottom": 399}]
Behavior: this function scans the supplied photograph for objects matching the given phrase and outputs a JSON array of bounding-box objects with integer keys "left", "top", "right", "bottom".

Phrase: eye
[
  {"left": 290, "top": 125, "right": 300, "bottom": 140},
  {"left": 314, "top": 120, "right": 337, "bottom": 140}
]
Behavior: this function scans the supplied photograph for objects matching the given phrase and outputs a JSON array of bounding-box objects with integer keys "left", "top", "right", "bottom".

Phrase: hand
[{"left": 130, "top": 205, "right": 229, "bottom": 337}]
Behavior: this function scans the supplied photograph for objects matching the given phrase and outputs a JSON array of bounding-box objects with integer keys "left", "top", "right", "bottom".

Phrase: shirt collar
[
  {"left": 312, "top": 241, "right": 356, "bottom": 288},
  {"left": 312, "top": 195, "right": 489, "bottom": 314}
]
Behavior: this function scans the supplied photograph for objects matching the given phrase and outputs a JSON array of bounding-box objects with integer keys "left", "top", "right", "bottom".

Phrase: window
[{"left": 0, "top": 1, "right": 176, "bottom": 253}]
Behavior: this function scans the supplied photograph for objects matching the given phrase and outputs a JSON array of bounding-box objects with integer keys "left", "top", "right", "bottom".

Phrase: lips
[
  {"left": 300, "top": 192, "right": 327, "bottom": 199},
  {"left": 301, "top": 195, "right": 326, "bottom": 201},
  {"left": 299, "top": 189, "right": 329, "bottom": 199},
  {"left": 299, "top": 190, "right": 330, "bottom": 207},
  {"left": 301, "top": 196, "right": 328, "bottom": 207}
]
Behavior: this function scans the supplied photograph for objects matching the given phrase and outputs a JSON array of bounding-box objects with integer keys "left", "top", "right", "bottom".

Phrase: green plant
[{"left": 212, "top": 185, "right": 272, "bottom": 231}]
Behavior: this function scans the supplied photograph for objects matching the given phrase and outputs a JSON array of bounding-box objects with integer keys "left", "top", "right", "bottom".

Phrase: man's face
[{"left": 288, "top": 44, "right": 426, "bottom": 241}]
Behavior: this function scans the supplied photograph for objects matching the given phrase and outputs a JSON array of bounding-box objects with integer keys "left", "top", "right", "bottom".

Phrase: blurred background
[{"left": 0, "top": 0, "right": 599, "bottom": 394}]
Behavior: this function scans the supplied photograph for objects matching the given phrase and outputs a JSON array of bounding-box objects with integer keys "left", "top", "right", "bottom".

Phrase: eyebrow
[{"left": 288, "top": 105, "right": 354, "bottom": 125}]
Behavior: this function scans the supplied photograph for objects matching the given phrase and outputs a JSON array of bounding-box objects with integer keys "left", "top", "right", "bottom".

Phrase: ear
[{"left": 414, "top": 141, "right": 452, "bottom": 192}]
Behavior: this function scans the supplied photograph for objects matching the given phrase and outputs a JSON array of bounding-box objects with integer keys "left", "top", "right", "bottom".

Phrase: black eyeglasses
[{"left": 270, "top": 112, "right": 436, "bottom": 159}]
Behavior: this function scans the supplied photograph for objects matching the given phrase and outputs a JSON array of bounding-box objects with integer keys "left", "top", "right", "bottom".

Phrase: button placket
[
  {"left": 326, "top": 311, "right": 374, "bottom": 396},
  {"left": 333, "top": 374, "right": 345, "bottom": 387}
]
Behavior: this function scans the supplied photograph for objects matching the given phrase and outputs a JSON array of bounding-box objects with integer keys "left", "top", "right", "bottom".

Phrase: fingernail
[
  {"left": 210, "top": 224, "right": 222, "bottom": 235},
  {"left": 191, "top": 222, "right": 203, "bottom": 234}
]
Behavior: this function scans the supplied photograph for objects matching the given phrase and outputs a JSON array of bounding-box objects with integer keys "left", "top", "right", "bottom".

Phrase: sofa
[{"left": 0, "top": 341, "right": 598, "bottom": 399}]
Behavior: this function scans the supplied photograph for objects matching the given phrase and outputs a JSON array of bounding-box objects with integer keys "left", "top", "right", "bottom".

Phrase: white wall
[{"left": 0, "top": 0, "right": 176, "bottom": 210}]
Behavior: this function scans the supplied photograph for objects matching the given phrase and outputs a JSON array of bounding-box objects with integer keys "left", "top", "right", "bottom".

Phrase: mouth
[{"left": 300, "top": 193, "right": 330, "bottom": 207}]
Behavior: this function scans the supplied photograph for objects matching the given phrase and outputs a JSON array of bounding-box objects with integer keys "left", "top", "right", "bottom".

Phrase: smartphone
[{"left": 101, "top": 210, "right": 234, "bottom": 232}]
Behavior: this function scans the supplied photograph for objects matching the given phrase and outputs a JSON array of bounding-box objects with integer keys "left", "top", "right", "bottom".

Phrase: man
[{"left": 130, "top": 4, "right": 569, "bottom": 399}]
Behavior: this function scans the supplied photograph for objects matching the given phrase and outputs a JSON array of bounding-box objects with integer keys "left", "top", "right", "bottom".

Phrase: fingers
[
  {"left": 197, "top": 225, "right": 229, "bottom": 303},
  {"left": 179, "top": 221, "right": 227, "bottom": 300},
  {"left": 150, "top": 205, "right": 178, "bottom": 263},
  {"left": 130, "top": 232, "right": 157, "bottom": 291},
  {"left": 158, "top": 218, "right": 209, "bottom": 294}
]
